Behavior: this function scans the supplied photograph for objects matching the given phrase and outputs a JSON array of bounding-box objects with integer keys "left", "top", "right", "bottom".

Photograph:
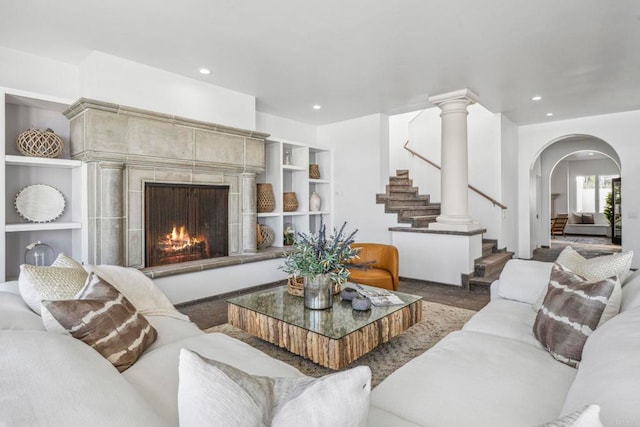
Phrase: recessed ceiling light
[
  {"left": 546, "top": 112, "right": 553, "bottom": 117},
  {"left": 532, "top": 96, "right": 542, "bottom": 101},
  {"left": 588, "top": 152, "right": 595, "bottom": 156},
  {"left": 199, "top": 68, "right": 211, "bottom": 75},
  {"left": 312, "top": 105, "right": 322, "bottom": 110}
]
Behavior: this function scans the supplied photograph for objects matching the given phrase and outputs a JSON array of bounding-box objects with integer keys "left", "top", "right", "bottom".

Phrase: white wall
[
  {"left": 318, "top": 114, "right": 396, "bottom": 243},
  {"left": 0, "top": 47, "right": 79, "bottom": 100},
  {"left": 500, "top": 115, "right": 519, "bottom": 252},
  {"left": 256, "top": 111, "right": 318, "bottom": 145},
  {"left": 519, "top": 111, "right": 640, "bottom": 265},
  {"left": 550, "top": 160, "right": 569, "bottom": 216},
  {"left": 79, "top": 51, "right": 256, "bottom": 130}
]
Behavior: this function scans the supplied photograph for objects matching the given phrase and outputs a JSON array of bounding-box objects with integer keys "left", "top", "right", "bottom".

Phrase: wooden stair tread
[
  {"left": 476, "top": 251, "right": 513, "bottom": 265},
  {"left": 468, "top": 272, "right": 500, "bottom": 285}
]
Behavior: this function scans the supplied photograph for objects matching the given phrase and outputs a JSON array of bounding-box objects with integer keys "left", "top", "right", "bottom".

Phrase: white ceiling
[{"left": 1, "top": 0, "right": 640, "bottom": 126}]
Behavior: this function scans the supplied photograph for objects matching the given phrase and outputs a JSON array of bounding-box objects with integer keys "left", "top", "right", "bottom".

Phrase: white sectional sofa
[{"left": 2, "top": 257, "right": 639, "bottom": 426}]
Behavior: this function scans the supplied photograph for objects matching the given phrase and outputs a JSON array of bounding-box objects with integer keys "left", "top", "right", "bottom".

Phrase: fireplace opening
[{"left": 145, "top": 183, "right": 229, "bottom": 267}]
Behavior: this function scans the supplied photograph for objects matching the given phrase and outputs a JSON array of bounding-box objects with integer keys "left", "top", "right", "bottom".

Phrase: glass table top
[{"left": 227, "top": 284, "right": 422, "bottom": 340}]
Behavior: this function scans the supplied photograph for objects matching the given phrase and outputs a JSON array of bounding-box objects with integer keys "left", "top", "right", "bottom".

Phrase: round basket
[
  {"left": 309, "top": 164, "right": 321, "bottom": 179},
  {"left": 283, "top": 192, "right": 298, "bottom": 212},
  {"left": 257, "top": 183, "right": 275, "bottom": 213},
  {"left": 287, "top": 276, "right": 304, "bottom": 297},
  {"left": 17, "top": 128, "right": 64, "bottom": 158},
  {"left": 256, "top": 224, "right": 275, "bottom": 249}
]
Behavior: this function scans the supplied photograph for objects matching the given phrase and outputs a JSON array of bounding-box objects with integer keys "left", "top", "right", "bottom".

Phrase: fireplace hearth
[{"left": 145, "top": 183, "right": 228, "bottom": 267}]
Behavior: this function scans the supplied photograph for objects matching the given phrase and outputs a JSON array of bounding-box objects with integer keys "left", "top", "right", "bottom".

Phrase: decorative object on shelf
[
  {"left": 257, "top": 183, "right": 275, "bottom": 213},
  {"left": 340, "top": 287, "right": 359, "bottom": 301},
  {"left": 283, "top": 223, "right": 296, "bottom": 246},
  {"left": 283, "top": 149, "right": 291, "bottom": 165},
  {"left": 310, "top": 191, "right": 321, "bottom": 212},
  {"left": 256, "top": 223, "right": 275, "bottom": 249},
  {"left": 352, "top": 295, "right": 372, "bottom": 311},
  {"left": 15, "top": 184, "right": 66, "bottom": 223},
  {"left": 24, "top": 241, "right": 55, "bottom": 266},
  {"left": 280, "top": 219, "right": 360, "bottom": 309},
  {"left": 309, "top": 164, "right": 321, "bottom": 179},
  {"left": 283, "top": 192, "right": 298, "bottom": 212},
  {"left": 286, "top": 276, "right": 304, "bottom": 297},
  {"left": 17, "top": 128, "right": 64, "bottom": 158}
]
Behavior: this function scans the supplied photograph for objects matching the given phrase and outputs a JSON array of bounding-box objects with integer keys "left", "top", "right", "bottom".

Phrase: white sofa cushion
[
  {"left": 178, "top": 349, "right": 371, "bottom": 427},
  {"left": 560, "top": 308, "right": 640, "bottom": 426},
  {"left": 621, "top": 269, "right": 640, "bottom": 312},
  {"left": 0, "top": 330, "right": 167, "bottom": 426},
  {"left": 462, "top": 298, "right": 542, "bottom": 348},
  {"left": 0, "top": 291, "right": 45, "bottom": 331},
  {"left": 497, "top": 259, "right": 553, "bottom": 304},
  {"left": 123, "top": 332, "right": 305, "bottom": 426},
  {"left": 370, "top": 330, "right": 577, "bottom": 426}
]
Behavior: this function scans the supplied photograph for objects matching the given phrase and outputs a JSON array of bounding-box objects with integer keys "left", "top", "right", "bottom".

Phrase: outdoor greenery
[{"left": 281, "top": 219, "right": 360, "bottom": 284}]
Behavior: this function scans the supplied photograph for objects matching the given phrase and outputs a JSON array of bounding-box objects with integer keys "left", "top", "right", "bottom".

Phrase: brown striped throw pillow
[
  {"left": 533, "top": 263, "right": 617, "bottom": 368},
  {"left": 42, "top": 273, "right": 157, "bottom": 372}
]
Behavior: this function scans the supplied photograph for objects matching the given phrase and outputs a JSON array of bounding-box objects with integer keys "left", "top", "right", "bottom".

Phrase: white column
[{"left": 428, "top": 89, "right": 481, "bottom": 232}]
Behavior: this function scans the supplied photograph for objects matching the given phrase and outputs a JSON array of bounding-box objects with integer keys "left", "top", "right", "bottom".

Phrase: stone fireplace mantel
[{"left": 63, "top": 98, "right": 269, "bottom": 268}]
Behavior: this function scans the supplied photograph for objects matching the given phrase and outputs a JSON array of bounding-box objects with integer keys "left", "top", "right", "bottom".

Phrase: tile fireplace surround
[{"left": 63, "top": 98, "right": 268, "bottom": 269}]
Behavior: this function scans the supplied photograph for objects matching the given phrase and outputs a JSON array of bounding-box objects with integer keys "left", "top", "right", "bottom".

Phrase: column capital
[{"left": 428, "top": 88, "right": 480, "bottom": 108}]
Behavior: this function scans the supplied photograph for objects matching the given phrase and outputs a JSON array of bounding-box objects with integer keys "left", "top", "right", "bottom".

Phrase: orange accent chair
[{"left": 347, "top": 243, "right": 399, "bottom": 291}]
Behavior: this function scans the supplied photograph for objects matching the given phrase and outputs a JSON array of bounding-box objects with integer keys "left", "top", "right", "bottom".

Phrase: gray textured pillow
[
  {"left": 42, "top": 274, "right": 157, "bottom": 372},
  {"left": 178, "top": 349, "right": 371, "bottom": 427},
  {"left": 534, "top": 264, "right": 617, "bottom": 368}
]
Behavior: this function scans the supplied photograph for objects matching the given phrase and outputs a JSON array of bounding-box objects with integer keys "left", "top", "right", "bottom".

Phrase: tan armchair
[{"left": 347, "top": 243, "right": 399, "bottom": 291}]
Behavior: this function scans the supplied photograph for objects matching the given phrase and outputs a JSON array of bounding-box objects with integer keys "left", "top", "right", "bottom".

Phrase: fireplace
[{"left": 145, "top": 183, "right": 229, "bottom": 267}]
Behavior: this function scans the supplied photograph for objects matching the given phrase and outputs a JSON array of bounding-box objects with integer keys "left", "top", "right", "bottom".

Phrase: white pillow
[
  {"left": 542, "top": 404, "right": 602, "bottom": 427},
  {"left": 85, "top": 265, "right": 188, "bottom": 321},
  {"left": 18, "top": 264, "right": 88, "bottom": 314},
  {"left": 497, "top": 259, "right": 554, "bottom": 305},
  {"left": 178, "top": 348, "right": 371, "bottom": 427},
  {"left": 556, "top": 246, "right": 633, "bottom": 282}
]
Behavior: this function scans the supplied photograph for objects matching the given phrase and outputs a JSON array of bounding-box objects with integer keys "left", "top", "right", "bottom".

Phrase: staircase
[{"left": 377, "top": 170, "right": 514, "bottom": 292}]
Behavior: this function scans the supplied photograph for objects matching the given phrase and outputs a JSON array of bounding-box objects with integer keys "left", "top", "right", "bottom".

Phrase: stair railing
[{"left": 403, "top": 140, "right": 507, "bottom": 210}]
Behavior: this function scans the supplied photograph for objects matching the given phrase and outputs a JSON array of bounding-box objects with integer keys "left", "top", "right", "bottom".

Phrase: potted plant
[{"left": 281, "top": 219, "right": 360, "bottom": 309}]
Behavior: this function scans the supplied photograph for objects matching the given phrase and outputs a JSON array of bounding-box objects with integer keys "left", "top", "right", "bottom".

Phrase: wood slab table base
[{"left": 227, "top": 286, "right": 422, "bottom": 370}]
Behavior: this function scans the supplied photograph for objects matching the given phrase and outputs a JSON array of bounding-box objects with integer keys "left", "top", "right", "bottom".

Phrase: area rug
[{"left": 205, "top": 301, "right": 476, "bottom": 387}]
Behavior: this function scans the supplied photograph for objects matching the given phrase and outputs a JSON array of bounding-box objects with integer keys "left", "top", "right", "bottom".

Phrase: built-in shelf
[
  {"left": 258, "top": 138, "right": 332, "bottom": 247},
  {"left": 5, "top": 222, "right": 82, "bottom": 232},
  {"left": 5, "top": 155, "right": 81, "bottom": 168}
]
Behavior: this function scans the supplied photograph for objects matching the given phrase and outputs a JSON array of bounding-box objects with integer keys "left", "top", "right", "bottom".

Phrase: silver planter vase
[{"left": 304, "top": 274, "right": 334, "bottom": 310}]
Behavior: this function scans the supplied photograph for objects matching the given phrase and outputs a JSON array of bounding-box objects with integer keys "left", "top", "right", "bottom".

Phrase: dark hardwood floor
[{"left": 177, "top": 235, "right": 620, "bottom": 331}]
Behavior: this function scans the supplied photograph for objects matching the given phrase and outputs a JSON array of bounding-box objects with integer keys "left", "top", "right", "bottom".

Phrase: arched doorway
[{"left": 530, "top": 135, "right": 621, "bottom": 256}]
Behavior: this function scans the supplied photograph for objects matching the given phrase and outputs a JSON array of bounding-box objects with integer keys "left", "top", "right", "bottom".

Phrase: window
[{"left": 575, "top": 174, "right": 619, "bottom": 213}]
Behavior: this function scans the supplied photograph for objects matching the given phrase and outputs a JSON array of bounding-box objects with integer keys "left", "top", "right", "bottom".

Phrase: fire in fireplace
[{"left": 145, "top": 183, "right": 229, "bottom": 267}]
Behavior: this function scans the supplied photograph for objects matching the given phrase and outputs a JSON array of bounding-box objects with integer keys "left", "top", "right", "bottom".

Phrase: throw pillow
[
  {"left": 570, "top": 212, "right": 583, "bottom": 224},
  {"left": 533, "top": 264, "right": 617, "bottom": 367},
  {"left": 51, "top": 253, "right": 84, "bottom": 270},
  {"left": 178, "top": 349, "right": 371, "bottom": 427},
  {"left": 542, "top": 404, "right": 602, "bottom": 427},
  {"left": 18, "top": 264, "right": 88, "bottom": 314},
  {"left": 555, "top": 246, "right": 633, "bottom": 282},
  {"left": 42, "top": 273, "right": 157, "bottom": 372},
  {"left": 581, "top": 213, "right": 595, "bottom": 224}
]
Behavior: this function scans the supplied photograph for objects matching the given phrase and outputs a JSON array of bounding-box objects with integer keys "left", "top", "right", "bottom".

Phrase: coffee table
[{"left": 227, "top": 285, "right": 422, "bottom": 370}]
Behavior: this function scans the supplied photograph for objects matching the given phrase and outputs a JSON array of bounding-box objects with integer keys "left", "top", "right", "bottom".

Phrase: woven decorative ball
[
  {"left": 257, "top": 183, "right": 275, "bottom": 213},
  {"left": 257, "top": 224, "right": 275, "bottom": 249},
  {"left": 309, "top": 164, "right": 321, "bottom": 179},
  {"left": 283, "top": 192, "right": 298, "bottom": 212},
  {"left": 17, "top": 128, "right": 64, "bottom": 158}
]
